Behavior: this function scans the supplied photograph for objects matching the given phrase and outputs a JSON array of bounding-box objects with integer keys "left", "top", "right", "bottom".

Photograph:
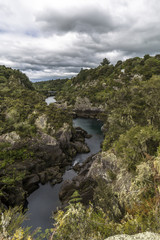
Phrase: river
[
  {"left": 45, "top": 96, "right": 56, "bottom": 105},
  {"left": 23, "top": 97, "right": 103, "bottom": 232}
]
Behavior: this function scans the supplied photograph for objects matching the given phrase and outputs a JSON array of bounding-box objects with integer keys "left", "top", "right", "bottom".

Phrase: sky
[{"left": 0, "top": 0, "right": 160, "bottom": 82}]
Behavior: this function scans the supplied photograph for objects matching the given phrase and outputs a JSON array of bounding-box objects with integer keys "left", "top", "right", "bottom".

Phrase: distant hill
[
  {"left": 0, "top": 65, "right": 34, "bottom": 90},
  {"left": 33, "top": 78, "right": 68, "bottom": 95}
]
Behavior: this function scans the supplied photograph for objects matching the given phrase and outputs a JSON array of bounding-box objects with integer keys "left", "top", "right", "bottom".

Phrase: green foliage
[
  {"left": 93, "top": 179, "right": 123, "bottom": 221},
  {"left": 52, "top": 194, "right": 160, "bottom": 239},
  {"left": 0, "top": 65, "right": 34, "bottom": 90},
  {"left": 0, "top": 147, "right": 34, "bottom": 165},
  {"left": 114, "top": 125, "right": 160, "bottom": 171},
  {"left": 0, "top": 147, "right": 34, "bottom": 196},
  {"left": 68, "top": 190, "right": 82, "bottom": 205},
  {"left": 0, "top": 206, "right": 53, "bottom": 240},
  {"left": 0, "top": 65, "right": 75, "bottom": 200},
  {"left": 56, "top": 54, "right": 160, "bottom": 110},
  {"left": 119, "top": 198, "right": 160, "bottom": 234},
  {"left": 33, "top": 78, "right": 68, "bottom": 95},
  {"left": 0, "top": 206, "right": 31, "bottom": 239},
  {"left": 45, "top": 104, "right": 72, "bottom": 131},
  {"left": 0, "top": 200, "right": 159, "bottom": 240},
  {"left": 100, "top": 58, "right": 110, "bottom": 66},
  {"left": 14, "top": 121, "right": 37, "bottom": 137},
  {"left": 53, "top": 201, "right": 108, "bottom": 239}
]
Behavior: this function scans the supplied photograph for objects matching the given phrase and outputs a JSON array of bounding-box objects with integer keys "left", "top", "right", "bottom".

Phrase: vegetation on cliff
[
  {"left": 0, "top": 66, "right": 73, "bottom": 208},
  {"left": 55, "top": 54, "right": 160, "bottom": 106}
]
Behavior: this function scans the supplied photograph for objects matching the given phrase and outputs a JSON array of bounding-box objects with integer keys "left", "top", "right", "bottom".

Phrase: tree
[
  {"left": 100, "top": 58, "right": 110, "bottom": 66},
  {"left": 143, "top": 54, "right": 151, "bottom": 61}
]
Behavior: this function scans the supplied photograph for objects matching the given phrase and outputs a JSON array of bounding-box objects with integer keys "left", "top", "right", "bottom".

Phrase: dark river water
[{"left": 23, "top": 97, "right": 103, "bottom": 232}]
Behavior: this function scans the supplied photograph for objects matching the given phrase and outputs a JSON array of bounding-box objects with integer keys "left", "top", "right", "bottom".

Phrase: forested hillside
[
  {"left": 33, "top": 78, "right": 68, "bottom": 95},
  {"left": 56, "top": 55, "right": 160, "bottom": 105}
]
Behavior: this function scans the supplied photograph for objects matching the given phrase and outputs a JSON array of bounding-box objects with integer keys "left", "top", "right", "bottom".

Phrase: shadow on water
[{"left": 23, "top": 117, "right": 103, "bottom": 232}]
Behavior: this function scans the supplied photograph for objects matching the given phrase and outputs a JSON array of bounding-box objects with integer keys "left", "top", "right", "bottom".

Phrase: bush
[{"left": 114, "top": 125, "right": 160, "bottom": 171}]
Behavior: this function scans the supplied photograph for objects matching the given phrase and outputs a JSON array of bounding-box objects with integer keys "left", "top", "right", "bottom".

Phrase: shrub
[{"left": 114, "top": 125, "right": 160, "bottom": 171}]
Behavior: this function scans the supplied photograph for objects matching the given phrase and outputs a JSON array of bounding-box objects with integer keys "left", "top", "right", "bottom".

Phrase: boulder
[
  {"left": 0, "top": 131, "right": 20, "bottom": 144},
  {"left": 105, "top": 232, "right": 160, "bottom": 240},
  {"left": 59, "top": 180, "right": 75, "bottom": 201},
  {"left": 57, "top": 123, "right": 72, "bottom": 147},
  {"left": 2, "top": 184, "right": 26, "bottom": 206},
  {"left": 73, "top": 97, "right": 104, "bottom": 118},
  {"left": 46, "top": 166, "right": 61, "bottom": 180},
  {"left": 38, "top": 171, "right": 47, "bottom": 184},
  {"left": 23, "top": 174, "right": 40, "bottom": 193},
  {"left": 87, "top": 152, "right": 119, "bottom": 181},
  {"left": 72, "top": 141, "right": 90, "bottom": 153},
  {"left": 40, "top": 133, "right": 58, "bottom": 146},
  {"left": 35, "top": 114, "right": 47, "bottom": 130},
  {"left": 73, "top": 163, "right": 81, "bottom": 172}
]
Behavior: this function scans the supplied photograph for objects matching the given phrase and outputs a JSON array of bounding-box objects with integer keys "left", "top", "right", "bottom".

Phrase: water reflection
[{"left": 45, "top": 96, "right": 56, "bottom": 105}]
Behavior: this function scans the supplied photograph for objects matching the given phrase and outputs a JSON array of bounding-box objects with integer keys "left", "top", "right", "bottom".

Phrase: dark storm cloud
[{"left": 36, "top": 6, "right": 117, "bottom": 35}]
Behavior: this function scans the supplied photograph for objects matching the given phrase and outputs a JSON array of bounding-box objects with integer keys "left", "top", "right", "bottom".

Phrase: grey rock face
[
  {"left": 73, "top": 97, "right": 104, "bottom": 118},
  {"left": 105, "top": 232, "right": 160, "bottom": 240}
]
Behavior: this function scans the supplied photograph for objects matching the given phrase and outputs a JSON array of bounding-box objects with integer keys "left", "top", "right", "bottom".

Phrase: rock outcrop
[
  {"left": 59, "top": 150, "right": 145, "bottom": 215},
  {"left": 59, "top": 154, "right": 97, "bottom": 205},
  {"left": 35, "top": 114, "right": 47, "bottom": 130},
  {"left": 0, "top": 125, "right": 90, "bottom": 207},
  {"left": 73, "top": 97, "right": 104, "bottom": 118},
  {"left": 105, "top": 232, "right": 160, "bottom": 240},
  {"left": 0, "top": 131, "right": 20, "bottom": 144}
]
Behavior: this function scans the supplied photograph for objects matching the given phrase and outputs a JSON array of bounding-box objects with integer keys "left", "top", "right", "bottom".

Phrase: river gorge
[{"left": 23, "top": 97, "right": 103, "bottom": 232}]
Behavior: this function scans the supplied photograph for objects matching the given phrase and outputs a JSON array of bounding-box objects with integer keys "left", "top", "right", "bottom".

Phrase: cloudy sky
[{"left": 0, "top": 0, "right": 160, "bottom": 81}]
